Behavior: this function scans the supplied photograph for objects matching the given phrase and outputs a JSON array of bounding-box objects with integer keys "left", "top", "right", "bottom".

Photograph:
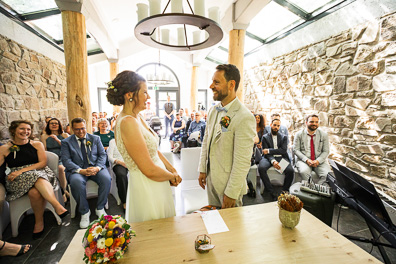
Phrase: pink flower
[
  {"left": 104, "top": 215, "right": 113, "bottom": 221},
  {"left": 85, "top": 247, "right": 93, "bottom": 257}
]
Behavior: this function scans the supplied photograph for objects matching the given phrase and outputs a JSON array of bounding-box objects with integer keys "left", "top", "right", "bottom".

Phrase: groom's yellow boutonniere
[
  {"left": 220, "top": 116, "right": 231, "bottom": 129},
  {"left": 9, "top": 144, "right": 20, "bottom": 159},
  {"left": 86, "top": 141, "right": 92, "bottom": 151}
]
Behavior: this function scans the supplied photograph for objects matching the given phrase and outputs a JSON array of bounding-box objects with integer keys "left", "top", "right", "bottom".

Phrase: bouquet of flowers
[{"left": 82, "top": 215, "right": 136, "bottom": 264}]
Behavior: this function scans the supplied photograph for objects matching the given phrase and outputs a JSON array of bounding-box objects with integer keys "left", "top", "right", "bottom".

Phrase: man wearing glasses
[
  {"left": 61, "top": 118, "right": 111, "bottom": 229},
  {"left": 187, "top": 112, "right": 206, "bottom": 143}
]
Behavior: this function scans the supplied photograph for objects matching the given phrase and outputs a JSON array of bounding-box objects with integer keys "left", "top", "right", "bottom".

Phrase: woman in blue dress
[
  {"left": 41, "top": 118, "right": 70, "bottom": 202},
  {"left": 169, "top": 113, "right": 185, "bottom": 153}
]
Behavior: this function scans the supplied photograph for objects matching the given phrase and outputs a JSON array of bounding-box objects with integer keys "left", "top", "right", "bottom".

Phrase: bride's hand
[{"left": 169, "top": 171, "right": 182, "bottom": 186}]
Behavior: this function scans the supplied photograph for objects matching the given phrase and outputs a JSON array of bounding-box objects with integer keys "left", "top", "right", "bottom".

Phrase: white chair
[
  {"left": 180, "top": 147, "right": 202, "bottom": 184},
  {"left": 69, "top": 180, "right": 109, "bottom": 218},
  {"left": 161, "top": 152, "right": 176, "bottom": 200},
  {"left": 0, "top": 183, "right": 10, "bottom": 240},
  {"left": 179, "top": 147, "right": 208, "bottom": 214},
  {"left": 9, "top": 151, "right": 63, "bottom": 237},
  {"left": 107, "top": 163, "right": 122, "bottom": 206},
  {"left": 247, "top": 165, "right": 258, "bottom": 190},
  {"left": 267, "top": 167, "right": 286, "bottom": 186}
]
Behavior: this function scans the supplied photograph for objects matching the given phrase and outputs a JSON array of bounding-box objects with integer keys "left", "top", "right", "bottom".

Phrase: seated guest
[
  {"left": 294, "top": 114, "right": 331, "bottom": 184},
  {"left": 255, "top": 114, "right": 266, "bottom": 150},
  {"left": 111, "top": 113, "right": 119, "bottom": 131},
  {"left": 143, "top": 102, "right": 155, "bottom": 122},
  {"left": 170, "top": 113, "right": 185, "bottom": 152},
  {"left": 99, "top": 112, "right": 105, "bottom": 119},
  {"left": 258, "top": 119, "right": 294, "bottom": 200},
  {"left": 61, "top": 118, "right": 111, "bottom": 229},
  {"left": 107, "top": 139, "right": 128, "bottom": 210},
  {"left": 179, "top": 108, "right": 189, "bottom": 123},
  {"left": 187, "top": 112, "right": 205, "bottom": 137},
  {"left": 41, "top": 116, "right": 53, "bottom": 136},
  {"left": 94, "top": 118, "right": 114, "bottom": 150},
  {"left": 185, "top": 112, "right": 195, "bottom": 133},
  {"left": 200, "top": 123, "right": 206, "bottom": 143},
  {"left": 65, "top": 123, "right": 71, "bottom": 135},
  {"left": 0, "top": 120, "right": 69, "bottom": 238},
  {"left": 92, "top": 116, "right": 98, "bottom": 133},
  {"left": 0, "top": 240, "right": 31, "bottom": 257},
  {"left": 264, "top": 113, "right": 289, "bottom": 144},
  {"left": 92, "top": 112, "right": 98, "bottom": 120},
  {"left": 40, "top": 118, "right": 70, "bottom": 202}
]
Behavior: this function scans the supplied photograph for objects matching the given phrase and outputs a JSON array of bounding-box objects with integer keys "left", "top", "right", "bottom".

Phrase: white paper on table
[
  {"left": 199, "top": 210, "right": 229, "bottom": 234},
  {"left": 274, "top": 158, "right": 289, "bottom": 174}
]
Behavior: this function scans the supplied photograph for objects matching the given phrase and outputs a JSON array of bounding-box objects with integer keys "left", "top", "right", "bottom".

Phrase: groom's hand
[
  {"left": 198, "top": 173, "right": 207, "bottom": 189},
  {"left": 222, "top": 195, "right": 236, "bottom": 209}
]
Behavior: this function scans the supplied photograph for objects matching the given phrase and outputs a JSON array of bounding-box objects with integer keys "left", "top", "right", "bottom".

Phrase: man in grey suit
[
  {"left": 61, "top": 118, "right": 111, "bottom": 228},
  {"left": 293, "top": 114, "right": 331, "bottom": 184},
  {"left": 199, "top": 64, "right": 256, "bottom": 208}
]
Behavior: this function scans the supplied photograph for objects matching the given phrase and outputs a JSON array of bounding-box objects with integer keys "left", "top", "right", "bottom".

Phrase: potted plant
[{"left": 277, "top": 192, "right": 304, "bottom": 229}]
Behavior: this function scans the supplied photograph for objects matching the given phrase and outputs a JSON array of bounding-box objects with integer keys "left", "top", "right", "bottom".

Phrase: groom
[
  {"left": 61, "top": 118, "right": 111, "bottom": 228},
  {"left": 199, "top": 64, "right": 256, "bottom": 208}
]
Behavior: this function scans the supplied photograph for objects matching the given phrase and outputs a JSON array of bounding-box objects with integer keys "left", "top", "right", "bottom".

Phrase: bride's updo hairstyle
[{"left": 106, "top": 70, "right": 146, "bottom": 106}]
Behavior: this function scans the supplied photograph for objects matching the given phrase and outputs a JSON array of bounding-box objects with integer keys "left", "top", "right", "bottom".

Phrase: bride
[{"left": 106, "top": 71, "right": 182, "bottom": 223}]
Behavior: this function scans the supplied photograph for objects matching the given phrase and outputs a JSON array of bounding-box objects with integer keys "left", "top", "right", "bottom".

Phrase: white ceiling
[{"left": 79, "top": 0, "right": 269, "bottom": 66}]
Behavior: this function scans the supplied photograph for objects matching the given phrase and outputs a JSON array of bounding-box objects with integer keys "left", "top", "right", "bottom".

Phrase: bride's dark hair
[{"left": 106, "top": 70, "right": 146, "bottom": 106}]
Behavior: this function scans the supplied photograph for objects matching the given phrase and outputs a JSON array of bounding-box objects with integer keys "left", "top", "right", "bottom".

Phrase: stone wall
[
  {"left": 244, "top": 12, "right": 396, "bottom": 198},
  {"left": 0, "top": 34, "right": 67, "bottom": 138}
]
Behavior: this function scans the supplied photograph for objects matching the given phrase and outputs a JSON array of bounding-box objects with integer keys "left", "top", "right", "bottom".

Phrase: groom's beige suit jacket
[{"left": 199, "top": 98, "right": 256, "bottom": 200}]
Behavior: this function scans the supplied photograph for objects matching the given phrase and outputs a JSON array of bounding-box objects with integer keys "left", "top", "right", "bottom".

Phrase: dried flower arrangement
[{"left": 277, "top": 192, "right": 303, "bottom": 212}]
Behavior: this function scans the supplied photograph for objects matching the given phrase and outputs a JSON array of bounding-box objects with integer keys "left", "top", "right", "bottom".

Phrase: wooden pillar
[
  {"left": 228, "top": 29, "right": 246, "bottom": 103},
  {"left": 109, "top": 60, "right": 121, "bottom": 113},
  {"left": 61, "top": 10, "right": 92, "bottom": 132},
  {"left": 109, "top": 62, "right": 119, "bottom": 80},
  {"left": 190, "top": 66, "right": 198, "bottom": 111}
]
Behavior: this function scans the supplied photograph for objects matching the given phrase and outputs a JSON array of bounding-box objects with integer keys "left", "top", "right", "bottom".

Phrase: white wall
[
  {"left": 88, "top": 49, "right": 213, "bottom": 113},
  {"left": 0, "top": 12, "right": 65, "bottom": 65},
  {"left": 245, "top": 0, "right": 396, "bottom": 68}
]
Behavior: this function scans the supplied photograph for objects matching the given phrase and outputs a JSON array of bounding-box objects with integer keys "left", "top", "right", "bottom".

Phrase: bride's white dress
[{"left": 115, "top": 114, "right": 175, "bottom": 223}]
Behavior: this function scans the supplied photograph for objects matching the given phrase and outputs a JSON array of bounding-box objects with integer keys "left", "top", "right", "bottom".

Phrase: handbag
[
  {"left": 254, "top": 146, "right": 262, "bottom": 164},
  {"left": 187, "top": 138, "right": 198, "bottom": 147}
]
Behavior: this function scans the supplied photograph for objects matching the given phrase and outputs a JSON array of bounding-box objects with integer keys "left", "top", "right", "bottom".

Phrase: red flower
[{"left": 89, "top": 241, "right": 97, "bottom": 249}]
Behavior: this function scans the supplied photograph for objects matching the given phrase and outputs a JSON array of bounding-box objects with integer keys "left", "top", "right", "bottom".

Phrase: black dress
[{"left": 5, "top": 141, "right": 56, "bottom": 201}]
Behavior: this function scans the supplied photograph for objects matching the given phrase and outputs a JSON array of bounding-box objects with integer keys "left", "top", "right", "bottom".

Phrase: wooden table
[{"left": 59, "top": 203, "right": 381, "bottom": 264}]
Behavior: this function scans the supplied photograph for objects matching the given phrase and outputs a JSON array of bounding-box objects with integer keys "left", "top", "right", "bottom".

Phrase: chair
[
  {"left": 0, "top": 183, "right": 10, "bottom": 240},
  {"left": 247, "top": 164, "right": 258, "bottom": 190},
  {"left": 69, "top": 180, "right": 109, "bottom": 218},
  {"left": 161, "top": 152, "right": 176, "bottom": 200},
  {"left": 291, "top": 147, "right": 318, "bottom": 183},
  {"left": 107, "top": 158, "right": 122, "bottom": 206},
  {"left": 9, "top": 151, "right": 63, "bottom": 237},
  {"left": 179, "top": 147, "right": 208, "bottom": 214}
]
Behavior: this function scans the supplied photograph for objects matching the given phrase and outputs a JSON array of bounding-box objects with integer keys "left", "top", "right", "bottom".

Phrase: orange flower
[{"left": 89, "top": 241, "right": 97, "bottom": 249}]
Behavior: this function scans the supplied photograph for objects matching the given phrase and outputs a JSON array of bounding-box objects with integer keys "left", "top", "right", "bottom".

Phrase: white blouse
[{"left": 107, "top": 139, "right": 124, "bottom": 168}]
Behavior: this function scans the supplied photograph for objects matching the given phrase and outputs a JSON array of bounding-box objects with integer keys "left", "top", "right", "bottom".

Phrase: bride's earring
[{"left": 129, "top": 98, "right": 133, "bottom": 102}]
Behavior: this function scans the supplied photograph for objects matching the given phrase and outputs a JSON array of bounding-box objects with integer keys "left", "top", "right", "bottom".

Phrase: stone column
[
  {"left": 228, "top": 29, "right": 246, "bottom": 103},
  {"left": 190, "top": 65, "right": 199, "bottom": 111},
  {"left": 59, "top": 3, "right": 92, "bottom": 132}
]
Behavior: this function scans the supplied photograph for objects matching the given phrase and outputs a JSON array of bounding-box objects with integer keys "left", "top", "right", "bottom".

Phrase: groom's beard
[{"left": 271, "top": 129, "right": 278, "bottom": 135}]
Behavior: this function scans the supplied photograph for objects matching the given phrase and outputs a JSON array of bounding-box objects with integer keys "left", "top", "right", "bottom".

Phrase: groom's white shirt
[{"left": 199, "top": 97, "right": 256, "bottom": 201}]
